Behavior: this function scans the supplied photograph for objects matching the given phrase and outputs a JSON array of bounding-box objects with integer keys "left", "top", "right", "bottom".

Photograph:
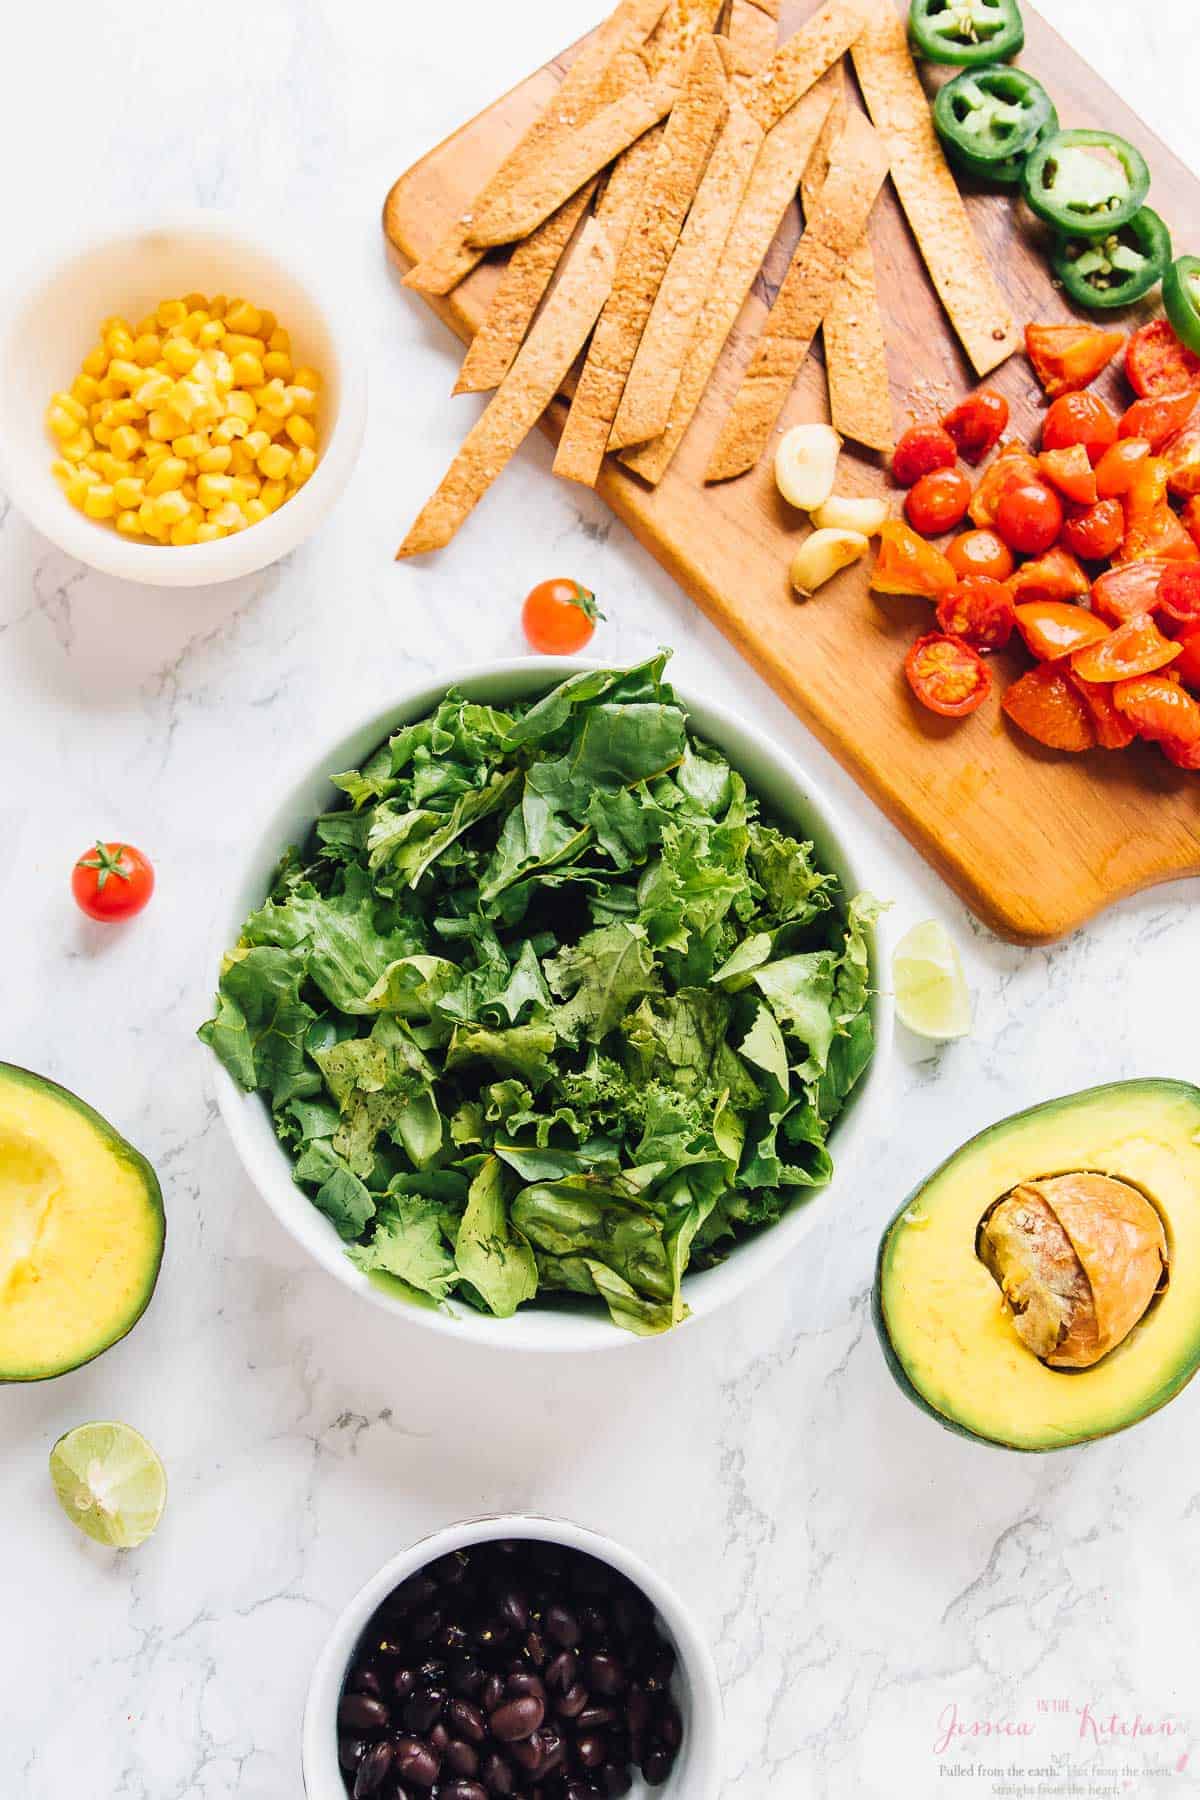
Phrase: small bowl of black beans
[{"left": 302, "top": 1516, "right": 722, "bottom": 1800}]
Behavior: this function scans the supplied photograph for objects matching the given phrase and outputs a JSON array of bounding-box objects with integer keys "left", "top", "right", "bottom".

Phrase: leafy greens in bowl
[{"left": 201, "top": 655, "right": 884, "bottom": 1338}]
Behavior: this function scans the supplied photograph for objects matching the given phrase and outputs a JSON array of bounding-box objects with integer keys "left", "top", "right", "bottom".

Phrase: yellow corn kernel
[
  {"left": 257, "top": 378, "right": 292, "bottom": 419},
  {"left": 61, "top": 430, "right": 95, "bottom": 463},
  {"left": 196, "top": 472, "right": 235, "bottom": 506},
  {"left": 132, "top": 332, "right": 162, "bottom": 367},
  {"left": 105, "top": 326, "right": 135, "bottom": 360},
  {"left": 184, "top": 291, "right": 208, "bottom": 313},
  {"left": 113, "top": 476, "right": 146, "bottom": 510},
  {"left": 262, "top": 350, "right": 293, "bottom": 382},
  {"left": 103, "top": 456, "right": 136, "bottom": 484},
  {"left": 161, "top": 336, "right": 200, "bottom": 375},
  {"left": 231, "top": 474, "right": 261, "bottom": 504},
  {"left": 82, "top": 344, "right": 109, "bottom": 378},
  {"left": 212, "top": 417, "right": 246, "bottom": 445},
  {"left": 47, "top": 403, "right": 80, "bottom": 441},
  {"left": 82, "top": 483, "right": 116, "bottom": 520},
  {"left": 137, "top": 500, "right": 167, "bottom": 540},
  {"left": 116, "top": 509, "right": 144, "bottom": 537},
  {"left": 223, "top": 389, "right": 257, "bottom": 424},
  {"left": 54, "top": 390, "right": 89, "bottom": 426},
  {"left": 242, "top": 498, "right": 268, "bottom": 527},
  {"left": 291, "top": 445, "right": 316, "bottom": 486},
  {"left": 108, "top": 424, "right": 141, "bottom": 463},
  {"left": 258, "top": 309, "right": 278, "bottom": 339},
  {"left": 169, "top": 432, "right": 204, "bottom": 460},
  {"left": 205, "top": 350, "right": 234, "bottom": 390},
  {"left": 71, "top": 374, "right": 102, "bottom": 406},
  {"left": 284, "top": 414, "right": 316, "bottom": 451},
  {"left": 170, "top": 517, "right": 200, "bottom": 546},
  {"left": 195, "top": 521, "right": 223, "bottom": 542},
  {"left": 146, "top": 457, "right": 188, "bottom": 496},
  {"left": 171, "top": 379, "right": 218, "bottom": 426},
  {"left": 229, "top": 350, "right": 265, "bottom": 388},
  {"left": 196, "top": 444, "right": 233, "bottom": 474},
  {"left": 51, "top": 458, "right": 74, "bottom": 487},
  {"left": 257, "top": 442, "right": 294, "bottom": 481},
  {"left": 93, "top": 421, "right": 114, "bottom": 448},
  {"left": 267, "top": 327, "right": 290, "bottom": 352},
  {"left": 141, "top": 439, "right": 169, "bottom": 467},
  {"left": 242, "top": 427, "right": 271, "bottom": 460},
  {"left": 156, "top": 298, "right": 187, "bottom": 328},
  {"left": 152, "top": 489, "right": 191, "bottom": 526},
  {"left": 226, "top": 334, "right": 268, "bottom": 361},
  {"left": 134, "top": 370, "right": 173, "bottom": 407},
  {"left": 208, "top": 294, "right": 228, "bottom": 318},
  {"left": 259, "top": 478, "right": 287, "bottom": 512},
  {"left": 208, "top": 500, "right": 246, "bottom": 531},
  {"left": 180, "top": 309, "right": 210, "bottom": 341},
  {"left": 182, "top": 480, "right": 197, "bottom": 501},
  {"left": 287, "top": 384, "right": 317, "bottom": 417},
  {"left": 109, "top": 397, "right": 145, "bottom": 426},
  {"left": 197, "top": 319, "right": 225, "bottom": 348},
  {"left": 293, "top": 366, "right": 321, "bottom": 391},
  {"left": 224, "top": 301, "right": 262, "bottom": 335}
]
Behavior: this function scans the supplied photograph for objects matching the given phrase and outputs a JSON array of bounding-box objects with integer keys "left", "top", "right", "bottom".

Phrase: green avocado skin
[
  {"left": 0, "top": 1062, "right": 165, "bottom": 1384},
  {"left": 872, "top": 1079, "right": 1200, "bottom": 1455}
]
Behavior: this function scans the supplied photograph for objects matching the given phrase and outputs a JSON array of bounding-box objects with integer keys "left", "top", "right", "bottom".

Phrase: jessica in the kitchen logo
[{"left": 933, "top": 1699, "right": 1187, "bottom": 1757}]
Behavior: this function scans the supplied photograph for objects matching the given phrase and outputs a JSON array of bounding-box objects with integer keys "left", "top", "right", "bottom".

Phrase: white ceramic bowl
[
  {"left": 301, "top": 1514, "right": 723, "bottom": 1800},
  {"left": 210, "top": 658, "right": 893, "bottom": 1350},
  {"left": 0, "top": 212, "right": 366, "bottom": 586}
]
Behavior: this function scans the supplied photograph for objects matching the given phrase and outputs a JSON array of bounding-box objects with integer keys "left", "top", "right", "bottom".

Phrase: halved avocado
[
  {"left": 0, "top": 1064, "right": 164, "bottom": 1382},
  {"left": 874, "top": 1080, "right": 1200, "bottom": 1451}
]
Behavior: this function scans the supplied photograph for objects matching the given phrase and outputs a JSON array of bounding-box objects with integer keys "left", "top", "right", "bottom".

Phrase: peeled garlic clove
[
  {"left": 811, "top": 493, "right": 890, "bottom": 537},
  {"left": 790, "top": 528, "right": 868, "bottom": 598},
  {"left": 774, "top": 423, "right": 842, "bottom": 511}
]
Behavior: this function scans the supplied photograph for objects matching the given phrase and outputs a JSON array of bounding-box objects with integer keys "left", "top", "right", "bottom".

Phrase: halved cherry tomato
[
  {"left": 946, "top": 528, "right": 1015, "bottom": 582},
  {"left": 1122, "top": 504, "right": 1200, "bottom": 565},
  {"left": 1015, "top": 601, "right": 1110, "bottom": 662},
  {"left": 1184, "top": 497, "right": 1200, "bottom": 553},
  {"left": 1002, "top": 663, "right": 1097, "bottom": 752},
  {"left": 968, "top": 443, "right": 1040, "bottom": 529},
  {"left": 1119, "top": 389, "right": 1199, "bottom": 450},
  {"left": 1125, "top": 319, "right": 1200, "bottom": 399},
  {"left": 1113, "top": 673, "right": 1200, "bottom": 756},
  {"left": 1037, "top": 444, "right": 1097, "bottom": 506},
  {"left": 1157, "top": 565, "right": 1200, "bottom": 629},
  {"left": 871, "top": 520, "right": 957, "bottom": 597},
  {"left": 1071, "top": 613, "right": 1183, "bottom": 682},
  {"left": 935, "top": 576, "right": 1016, "bottom": 651},
  {"left": 1067, "top": 673, "right": 1137, "bottom": 749},
  {"left": 904, "top": 632, "right": 991, "bottom": 717},
  {"left": 1164, "top": 424, "right": 1200, "bottom": 499},
  {"left": 521, "top": 577, "right": 603, "bottom": 653},
  {"left": 941, "top": 389, "right": 1009, "bottom": 464},
  {"left": 71, "top": 841, "right": 155, "bottom": 921},
  {"left": 995, "top": 482, "right": 1063, "bottom": 556},
  {"left": 1026, "top": 323, "right": 1124, "bottom": 400},
  {"left": 1095, "top": 438, "right": 1152, "bottom": 498},
  {"left": 1090, "top": 560, "right": 1169, "bottom": 623},
  {"left": 892, "top": 425, "right": 957, "bottom": 488},
  {"left": 1061, "top": 498, "right": 1125, "bottom": 563},
  {"left": 1041, "top": 392, "right": 1118, "bottom": 465},
  {"left": 1006, "top": 546, "right": 1090, "bottom": 605},
  {"left": 906, "top": 467, "right": 972, "bottom": 535},
  {"left": 1173, "top": 625, "right": 1200, "bottom": 690}
]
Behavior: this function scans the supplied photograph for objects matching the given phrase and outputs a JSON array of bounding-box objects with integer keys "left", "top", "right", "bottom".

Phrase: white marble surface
[{"left": 3, "top": 3, "right": 1200, "bottom": 1796}]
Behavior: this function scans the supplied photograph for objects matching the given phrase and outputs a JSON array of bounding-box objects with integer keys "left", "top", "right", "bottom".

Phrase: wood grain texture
[{"left": 382, "top": 0, "right": 1200, "bottom": 944}]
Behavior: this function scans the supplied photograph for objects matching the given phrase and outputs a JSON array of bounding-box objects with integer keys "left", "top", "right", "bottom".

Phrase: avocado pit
[{"left": 978, "top": 1172, "right": 1167, "bottom": 1369}]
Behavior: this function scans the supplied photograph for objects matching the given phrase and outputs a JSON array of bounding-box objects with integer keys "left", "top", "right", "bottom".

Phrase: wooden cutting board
[{"left": 383, "top": 0, "right": 1200, "bottom": 944}]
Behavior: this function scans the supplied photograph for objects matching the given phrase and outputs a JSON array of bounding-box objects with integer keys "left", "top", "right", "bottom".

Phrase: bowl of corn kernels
[{"left": 0, "top": 213, "right": 366, "bottom": 586}]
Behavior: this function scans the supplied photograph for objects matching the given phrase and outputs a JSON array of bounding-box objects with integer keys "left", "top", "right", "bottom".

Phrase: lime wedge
[
  {"left": 49, "top": 1422, "right": 166, "bottom": 1549},
  {"left": 893, "top": 920, "right": 972, "bottom": 1041}
]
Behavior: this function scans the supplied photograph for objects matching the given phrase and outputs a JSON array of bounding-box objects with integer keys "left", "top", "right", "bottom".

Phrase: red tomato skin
[
  {"left": 905, "top": 467, "right": 972, "bottom": 535},
  {"left": 1061, "top": 498, "right": 1125, "bottom": 564},
  {"left": 1163, "top": 424, "right": 1200, "bottom": 499},
  {"left": 935, "top": 577, "right": 1016, "bottom": 651},
  {"left": 892, "top": 425, "right": 958, "bottom": 488},
  {"left": 942, "top": 390, "right": 1009, "bottom": 464},
  {"left": 1125, "top": 320, "right": 1200, "bottom": 400},
  {"left": 71, "top": 843, "right": 155, "bottom": 922},
  {"left": 521, "top": 578, "right": 600, "bottom": 654},
  {"left": 1067, "top": 673, "right": 1138, "bottom": 749},
  {"left": 1095, "top": 438, "right": 1152, "bottom": 499},
  {"left": 946, "top": 529, "right": 1015, "bottom": 582},
  {"left": 1014, "top": 602, "right": 1110, "bottom": 662},
  {"left": 1157, "top": 565, "right": 1200, "bottom": 630},
  {"left": 904, "top": 632, "right": 991, "bottom": 717},
  {"left": 1071, "top": 614, "right": 1183, "bottom": 683},
  {"left": 1006, "top": 547, "right": 1090, "bottom": 605},
  {"left": 1119, "top": 390, "right": 1199, "bottom": 451},
  {"left": 1112, "top": 673, "right": 1200, "bottom": 750},
  {"left": 1002, "top": 664, "right": 1097, "bottom": 752},
  {"left": 1026, "top": 323, "right": 1123, "bottom": 399},
  {"left": 1041, "top": 393, "right": 1119, "bottom": 465},
  {"left": 1037, "top": 445, "right": 1097, "bottom": 506},
  {"left": 995, "top": 483, "right": 1064, "bottom": 556},
  {"left": 1172, "top": 626, "right": 1200, "bottom": 690}
]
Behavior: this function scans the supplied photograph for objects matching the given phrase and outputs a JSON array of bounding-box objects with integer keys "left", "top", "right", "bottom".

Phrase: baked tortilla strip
[
  {"left": 454, "top": 182, "right": 598, "bottom": 395},
  {"left": 398, "top": 221, "right": 616, "bottom": 558},
  {"left": 851, "top": 0, "right": 1018, "bottom": 377},
  {"left": 727, "top": 0, "right": 780, "bottom": 76},
  {"left": 801, "top": 73, "right": 894, "bottom": 452},
  {"left": 743, "top": 0, "right": 865, "bottom": 132},
  {"left": 706, "top": 108, "right": 889, "bottom": 480},
  {"left": 621, "top": 70, "right": 838, "bottom": 487},
  {"left": 404, "top": 0, "right": 670, "bottom": 296},
  {"left": 467, "top": 77, "right": 681, "bottom": 249},
  {"left": 554, "top": 34, "right": 730, "bottom": 487}
]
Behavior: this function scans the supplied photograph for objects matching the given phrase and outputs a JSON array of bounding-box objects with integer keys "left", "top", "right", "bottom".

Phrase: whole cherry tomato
[
  {"left": 946, "top": 528, "right": 1015, "bottom": 582},
  {"left": 1095, "top": 438, "right": 1152, "bottom": 499},
  {"left": 1071, "top": 614, "right": 1182, "bottom": 683},
  {"left": 891, "top": 425, "right": 957, "bottom": 488},
  {"left": 905, "top": 467, "right": 972, "bottom": 535},
  {"left": 1119, "top": 390, "right": 1199, "bottom": 450},
  {"left": 968, "top": 446, "right": 1041, "bottom": 529},
  {"left": 1002, "top": 664, "right": 1096, "bottom": 752},
  {"left": 904, "top": 632, "right": 991, "bottom": 717},
  {"left": 935, "top": 577, "right": 1015, "bottom": 651},
  {"left": 1041, "top": 392, "right": 1119, "bottom": 465},
  {"left": 1125, "top": 320, "right": 1200, "bottom": 399},
  {"left": 1157, "top": 565, "right": 1200, "bottom": 630},
  {"left": 1061, "top": 498, "right": 1125, "bottom": 563},
  {"left": 71, "top": 842, "right": 155, "bottom": 922},
  {"left": 1090, "top": 560, "right": 1169, "bottom": 623},
  {"left": 522, "top": 578, "right": 603, "bottom": 654},
  {"left": 941, "top": 389, "right": 1009, "bottom": 464},
  {"left": 995, "top": 482, "right": 1064, "bottom": 556}
]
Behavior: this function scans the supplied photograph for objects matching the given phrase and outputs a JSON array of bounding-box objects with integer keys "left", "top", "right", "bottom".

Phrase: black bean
[
  {"left": 447, "top": 1698, "right": 487, "bottom": 1745},
  {"left": 420, "top": 1659, "right": 448, "bottom": 1684},
  {"left": 565, "top": 1785, "right": 596, "bottom": 1800},
  {"left": 545, "top": 1651, "right": 577, "bottom": 1694},
  {"left": 410, "top": 1610, "right": 442, "bottom": 1645},
  {"left": 338, "top": 1735, "right": 367, "bottom": 1772},
  {"left": 505, "top": 1672, "right": 546, "bottom": 1706},
  {"left": 599, "top": 1766, "right": 633, "bottom": 1798},
  {"left": 655, "top": 1703, "right": 683, "bottom": 1751},
  {"left": 430, "top": 1721, "right": 449, "bottom": 1752},
  {"left": 496, "top": 1589, "right": 529, "bottom": 1633},
  {"left": 450, "top": 1656, "right": 485, "bottom": 1699},
  {"left": 351, "top": 1666, "right": 383, "bottom": 1698},
  {"left": 489, "top": 1694, "right": 545, "bottom": 1742},
  {"left": 544, "top": 1605, "right": 580, "bottom": 1650},
  {"left": 393, "top": 1735, "right": 441, "bottom": 1788},
  {"left": 440, "top": 1784, "right": 488, "bottom": 1800},
  {"left": 403, "top": 1688, "right": 445, "bottom": 1734},
  {"left": 480, "top": 1750, "right": 516, "bottom": 1795},
  {"left": 576, "top": 1705, "right": 617, "bottom": 1731},
  {"left": 585, "top": 1654, "right": 624, "bottom": 1698},
  {"left": 508, "top": 1735, "right": 544, "bottom": 1776},
  {"left": 431, "top": 1551, "right": 470, "bottom": 1587},
  {"left": 375, "top": 1636, "right": 405, "bottom": 1659},
  {"left": 624, "top": 1686, "right": 650, "bottom": 1736},
  {"left": 525, "top": 1630, "right": 547, "bottom": 1668},
  {"left": 555, "top": 1683, "right": 589, "bottom": 1721},
  {"left": 338, "top": 1694, "right": 390, "bottom": 1734},
  {"left": 352, "top": 1740, "right": 393, "bottom": 1797},
  {"left": 575, "top": 1734, "right": 606, "bottom": 1771},
  {"left": 579, "top": 1608, "right": 608, "bottom": 1642},
  {"left": 392, "top": 1668, "right": 418, "bottom": 1702},
  {"left": 642, "top": 1746, "right": 673, "bottom": 1786},
  {"left": 481, "top": 1675, "right": 505, "bottom": 1714},
  {"left": 391, "top": 1574, "right": 438, "bottom": 1616},
  {"left": 536, "top": 1725, "right": 566, "bottom": 1776},
  {"left": 444, "top": 1738, "right": 480, "bottom": 1778},
  {"left": 437, "top": 1623, "right": 470, "bottom": 1655}
]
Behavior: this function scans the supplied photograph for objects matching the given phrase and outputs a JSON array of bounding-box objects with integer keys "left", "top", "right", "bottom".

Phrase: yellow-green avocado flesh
[
  {"left": 0, "top": 1063, "right": 164, "bottom": 1382},
  {"left": 874, "top": 1080, "right": 1200, "bottom": 1452}
]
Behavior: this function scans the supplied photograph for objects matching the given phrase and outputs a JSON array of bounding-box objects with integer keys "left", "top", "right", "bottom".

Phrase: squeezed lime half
[
  {"left": 893, "top": 920, "right": 972, "bottom": 1041},
  {"left": 49, "top": 1422, "right": 166, "bottom": 1549}
]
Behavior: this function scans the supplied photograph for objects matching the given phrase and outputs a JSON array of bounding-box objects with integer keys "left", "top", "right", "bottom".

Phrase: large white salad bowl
[{"left": 208, "top": 657, "right": 893, "bottom": 1350}]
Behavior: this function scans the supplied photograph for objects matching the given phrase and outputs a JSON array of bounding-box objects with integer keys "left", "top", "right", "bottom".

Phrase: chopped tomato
[
  {"left": 1002, "top": 664, "right": 1097, "bottom": 752},
  {"left": 1162, "top": 737, "right": 1200, "bottom": 770},
  {"left": 935, "top": 577, "right": 1016, "bottom": 651},
  {"left": 1164, "top": 424, "right": 1200, "bottom": 499},
  {"left": 1112, "top": 673, "right": 1200, "bottom": 756},
  {"left": 1184, "top": 497, "right": 1200, "bottom": 553},
  {"left": 1095, "top": 438, "right": 1152, "bottom": 498},
  {"left": 1173, "top": 625, "right": 1200, "bottom": 690},
  {"left": 1122, "top": 504, "right": 1200, "bottom": 566},
  {"left": 1071, "top": 614, "right": 1183, "bottom": 683},
  {"left": 892, "top": 425, "right": 957, "bottom": 488},
  {"left": 1026, "top": 323, "right": 1124, "bottom": 400},
  {"left": 1124, "top": 457, "right": 1169, "bottom": 521},
  {"left": 871, "top": 520, "right": 957, "bottom": 597},
  {"left": 1041, "top": 392, "right": 1119, "bottom": 466},
  {"left": 1119, "top": 390, "right": 1199, "bottom": 450},
  {"left": 1061, "top": 498, "right": 1125, "bottom": 563},
  {"left": 1090, "top": 560, "right": 1169, "bottom": 623},
  {"left": 1157, "top": 565, "right": 1200, "bottom": 629},
  {"left": 1067, "top": 673, "right": 1137, "bottom": 749},
  {"left": 1125, "top": 320, "right": 1200, "bottom": 399},
  {"left": 1007, "top": 547, "right": 1090, "bottom": 604},
  {"left": 969, "top": 448, "right": 1041, "bottom": 530},
  {"left": 995, "top": 482, "right": 1063, "bottom": 556},
  {"left": 906, "top": 467, "right": 972, "bottom": 535},
  {"left": 1015, "top": 602, "right": 1110, "bottom": 662},
  {"left": 942, "top": 389, "right": 1009, "bottom": 464},
  {"left": 946, "top": 528, "right": 1015, "bottom": 582},
  {"left": 1037, "top": 444, "right": 1097, "bottom": 506},
  {"left": 904, "top": 632, "right": 991, "bottom": 717}
]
